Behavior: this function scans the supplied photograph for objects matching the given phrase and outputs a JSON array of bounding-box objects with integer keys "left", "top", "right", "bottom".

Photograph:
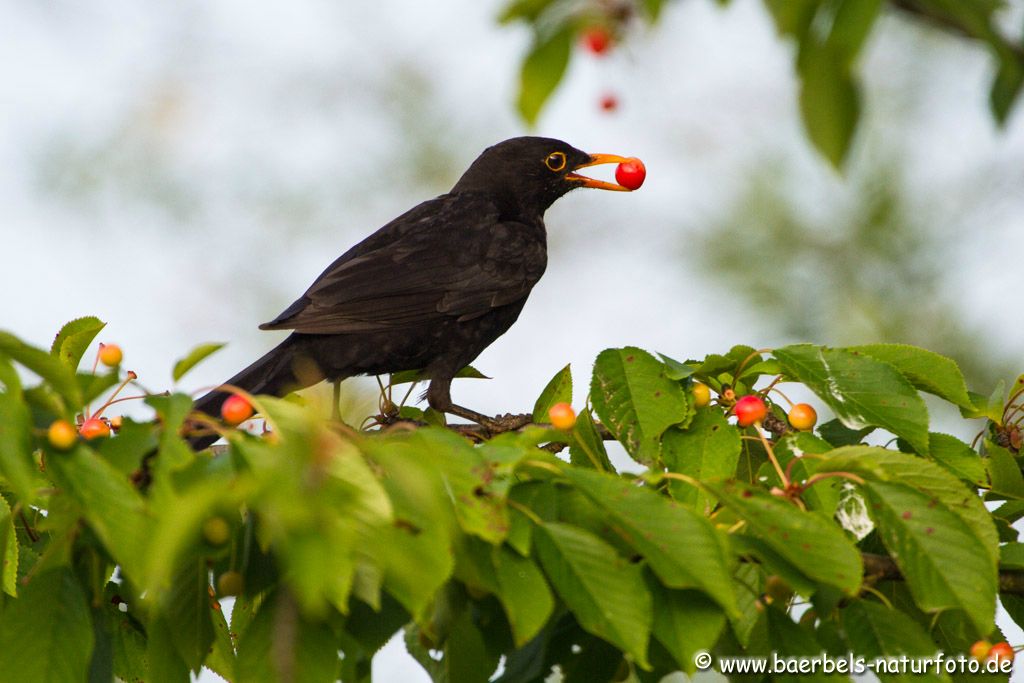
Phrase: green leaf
[
  {"left": 46, "top": 445, "right": 149, "bottom": 580},
  {"left": 445, "top": 606, "right": 501, "bottom": 683},
  {"left": 775, "top": 432, "right": 841, "bottom": 515},
  {"left": 204, "top": 590, "right": 237, "bottom": 683},
  {"left": 763, "top": 0, "right": 820, "bottom": 38},
  {"left": 0, "top": 567, "right": 94, "bottom": 682},
  {"left": 798, "top": 41, "right": 860, "bottom": 168},
  {"left": 498, "top": 0, "right": 557, "bottom": 24},
  {"left": 562, "top": 467, "right": 737, "bottom": 616},
  {"left": 1000, "top": 542, "right": 1024, "bottom": 570},
  {"left": 862, "top": 480, "right": 996, "bottom": 634},
  {"left": 568, "top": 406, "right": 614, "bottom": 471},
  {"left": 773, "top": 344, "right": 930, "bottom": 454},
  {"left": 532, "top": 364, "right": 572, "bottom": 422},
  {"left": 162, "top": 558, "right": 215, "bottom": 672},
  {"left": 534, "top": 522, "right": 651, "bottom": 667},
  {"left": 0, "top": 330, "right": 82, "bottom": 406},
  {"left": 707, "top": 480, "right": 863, "bottom": 594},
  {"left": 591, "top": 346, "right": 692, "bottom": 466},
  {"left": 0, "top": 495, "right": 17, "bottom": 597},
  {"left": 147, "top": 616, "right": 189, "bottom": 683},
  {"left": 927, "top": 432, "right": 985, "bottom": 485},
  {"left": 991, "top": 45, "right": 1024, "bottom": 124},
  {"left": 0, "top": 388, "right": 38, "bottom": 504},
  {"left": 648, "top": 582, "right": 725, "bottom": 675},
  {"left": 171, "top": 342, "right": 225, "bottom": 382},
  {"left": 656, "top": 352, "right": 696, "bottom": 381},
  {"left": 493, "top": 545, "right": 555, "bottom": 646},
  {"left": 517, "top": 27, "right": 572, "bottom": 125},
  {"left": 50, "top": 316, "right": 106, "bottom": 370},
  {"left": 848, "top": 344, "right": 972, "bottom": 409},
  {"left": 986, "top": 442, "right": 1024, "bottom": 499},
  {"left": 843, "top": 601, "right": 945, "bottom": 682},
  {"left": 661, "top": 410, "right": 741, "bottom": 515},
  {"left": 236, "top": 593, "right": 342, "bottom": 683},
  {"left": 815, "top": 446, "right": 999, "bottom": 566}
]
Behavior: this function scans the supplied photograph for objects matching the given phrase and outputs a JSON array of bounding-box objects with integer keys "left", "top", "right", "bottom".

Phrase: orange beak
[{"left": 566, "top": 153, "right": 634, "bottom": 191}]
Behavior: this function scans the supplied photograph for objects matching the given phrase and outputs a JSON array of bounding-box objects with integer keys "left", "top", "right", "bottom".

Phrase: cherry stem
[
  {"left": 91, "top": 373, "right": 138, "bottom": 419},
  {"left": 802, "top": 471, "right": 865, "bottom": 490},
  {"left": 507, "top": 498, "right": 544, "bottom": 526},
  {"left": 768, "top": 387, "right": 795, "bottom": 409},
  {"left": 755, "top": 423, "right": 788, "bottom": 488},
  {"left": 759, "top": 375, "right": 785, "bottom": 399},
  {"left": 971, "top": 429, "right": 984, "bottom": 450},
  {"left": 860, "top": 585, "right": 894, "bottom": 609}
]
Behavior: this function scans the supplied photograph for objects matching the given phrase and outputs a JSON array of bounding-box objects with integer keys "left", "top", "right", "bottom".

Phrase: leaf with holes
[{"left": 591, "top": 347, "right": 692, "bottom": 466}]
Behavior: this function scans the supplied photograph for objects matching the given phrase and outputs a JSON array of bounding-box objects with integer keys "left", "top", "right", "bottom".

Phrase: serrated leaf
[
  {"left": 493, "top": 545, "right": 554, "bottom": 646},
  {"left": 986, "top": 441, "right": 1024, "bottom": 499},
  {"left": 774, "top": 344, "right": 929, "bottom": 454},
  {"left": 591, "top": 347, "right": 692, "bottom": 466},
  {"left": 50, "top": 316, "right": 106, "bottom": 370},
  {"left": 849, "top": 344, "right": 972, "bottom": 409},
  {"left": 927, "top": 432, "right": 985, "bottom": 485},
  {"left": 707, "top": 480, "right": 863, "bottom": 594},
  {"left": 532, "top": 364, "right": 572, "bottom": 422},
  {"left": 534, "top": 522, "right": 651, "bottom": 667},
  {"left": 815, "top": 446, "right": 999, "bottom": 566},
  {"left": 863, "top": 480, "right": 996, "bottom": 634},
  {"left": 991, "top": 45, "right": 1024, "bottom": 124},
  {"left": 0, "top": 567, "right": 94, "bottom": 682},
  {"left": 657, "top": 352, "right": 696, "bottom": 381},
  {"left": 843, "top": 601, "right": 946, "bottom": 682},
  {"left": 0, "top": 330, "right": 82, "bottom": 406},
  {"left": 204, "top": 590, "right": 236, "bottom": 683},
  {"left": 563, "top": 467, "right": 737, "bottom": 616},
  {"left": 662, "top": 410, "right": 741, "bottom": 515},
  {"left": 171, "top": 342, "right": 225, "bottom": 382},
  {"left": 517, "top": 26, "right": 572, "bottom": 125}
]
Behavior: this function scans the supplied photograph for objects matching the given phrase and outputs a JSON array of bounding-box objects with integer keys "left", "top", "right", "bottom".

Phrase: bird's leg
[
  {"left": 427, "top": 378, "right": 532, "bottom": 433},
  {"left": 331, "top": 379, "right": 342, "bottom": 422}
]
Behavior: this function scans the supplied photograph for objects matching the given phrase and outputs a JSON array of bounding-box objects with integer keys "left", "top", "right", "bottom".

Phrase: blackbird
[{"left": 190, "top": 137, "right": 637, "bottom": 447}]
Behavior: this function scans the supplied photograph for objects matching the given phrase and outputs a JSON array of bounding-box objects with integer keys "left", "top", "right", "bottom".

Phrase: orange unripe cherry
[
  {"left": 787, "top": 403, "right": 818, "bottom": 431},
  {"left": 98, "top": 343, "right": 123, "bottom": 367},
  {"left": 548, "top": 402, "right": 576, "bottom": 430},
  {"left": 221, "top": 394, "right": 253, "bottom": 425},
  {"left": 692, "top": 382, "right": 711, "bottom": 408},
  {"left": 79, "top": 418, "right": 110, "bottom": 440},
  {"left": 48, "top": 419, "right": 78, "bottom": 450},
  {"left": 970, "top": 640, "right": 992, "bottom": 661}
]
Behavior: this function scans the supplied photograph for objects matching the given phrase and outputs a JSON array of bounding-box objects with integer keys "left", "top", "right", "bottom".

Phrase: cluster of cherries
[{"left": 46, "top": 342, "right": 255, "bottom": 451}]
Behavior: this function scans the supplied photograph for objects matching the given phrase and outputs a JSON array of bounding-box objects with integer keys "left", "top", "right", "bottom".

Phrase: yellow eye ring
[{"left": 544, "top": 151, "right": 567, "bottom": 172}]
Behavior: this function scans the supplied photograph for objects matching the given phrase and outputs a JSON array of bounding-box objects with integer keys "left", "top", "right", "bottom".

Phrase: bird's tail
[{"left": 188, "top": 335, "right": 311, "bottom": 450}]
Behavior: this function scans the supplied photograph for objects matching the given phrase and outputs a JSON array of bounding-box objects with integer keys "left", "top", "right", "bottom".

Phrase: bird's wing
[{"left": 259, "top": 195, "right": 547, "bottom": 334}]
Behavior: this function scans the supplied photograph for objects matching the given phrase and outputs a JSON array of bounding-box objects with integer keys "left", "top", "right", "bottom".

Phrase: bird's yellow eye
[{"left": 544, "top": 151, "right": 567, "bottom": 172}]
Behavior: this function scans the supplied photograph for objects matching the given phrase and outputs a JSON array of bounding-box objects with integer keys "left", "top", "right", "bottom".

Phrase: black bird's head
[{"left": 452, "top": 136, "right": 637, "bottom": 217}]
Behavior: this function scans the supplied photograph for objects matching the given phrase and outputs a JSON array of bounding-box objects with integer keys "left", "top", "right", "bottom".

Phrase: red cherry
[
  {"left": 79, "top": 418, "right": 111, "bottom": 440},
  {"left": 221, "top": 394, "right": 253, "bottom": 426},
  {"left": 599, "top": 93, "right": 618, "bottom": 113},
  {"left": 548, "top": 402, "right": 576, "bottom": 430},
  {"left": 787, "top": 403, "right": 818, "bottom": 431},
  {"left": 582, "top": 27, "right": 612, "bottom": 55},
  {"left": 615, "top": 158, "right": 646, "bottom": 190},
  {"left": 988, "top": 641, "right": 1014, "bottom": 665},
  {"left": 733, "top": 395, "right": 767, "bottom": 427}
]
